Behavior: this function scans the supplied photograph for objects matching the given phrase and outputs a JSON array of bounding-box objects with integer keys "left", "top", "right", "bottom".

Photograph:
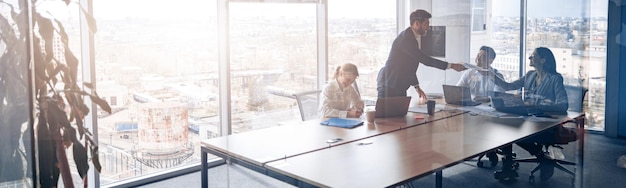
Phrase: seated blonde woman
[{"left": 319, "top": 63, "right": 364, "bottom": 118}]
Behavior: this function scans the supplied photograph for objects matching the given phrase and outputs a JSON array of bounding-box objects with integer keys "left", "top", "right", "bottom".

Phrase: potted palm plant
[{"left": 1, "top": 0, "right": 109, "bottom": 187}]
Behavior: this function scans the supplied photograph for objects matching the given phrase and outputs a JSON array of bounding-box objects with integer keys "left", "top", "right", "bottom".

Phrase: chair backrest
[
  {"left": 564, "top": 85, "right": 588, "bottom": 112},
  {"left": 293, "top": 90, "right": 321, "bottom": 121}
]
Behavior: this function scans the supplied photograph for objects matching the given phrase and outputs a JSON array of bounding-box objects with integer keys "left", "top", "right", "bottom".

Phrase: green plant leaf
[
  {"left": 53, "top": 19, "right": 69, "bottom": 43},
  {"left": 83, "top": 82, "right": 94, "bottom": 89},
  {"left": 64, "top": 46, "right": 79, "bottom": 83},
  {"left": 90, "top": 145, "right": 102, "bottom": 173},
  {"left": 75, "top": 103, "right": 90, "bottom": 139},
  {"left": 90, "top": 92, "right": 111, "bottom": 114},
  {"left": 34, "top": 13, "right": 55, "bottom": 64},
  {"left": 32, "top": 38, "right": 48, "bottom": 83},
  {"left": 49, "top": 62, "right": 65, "bottom": 81},
  {"left": 79, "top": 103, "right": 90, "bottom": 118},
  {"left": 37, "top": 115, "right": 58, "bottom": 187},
  {"left": 72, "top": 142, "right": 89, "bottom": 179},
  {"left": 62, "top": 126, "right": 78, "bottom": 147}
]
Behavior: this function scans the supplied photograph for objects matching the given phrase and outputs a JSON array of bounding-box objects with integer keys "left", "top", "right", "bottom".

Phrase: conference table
[{"left": 200, "top": 105, "right": 584, "bottom": 188}]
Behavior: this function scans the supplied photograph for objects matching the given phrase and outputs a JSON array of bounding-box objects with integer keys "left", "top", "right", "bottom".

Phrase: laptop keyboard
[{"left": 460, "top": 100, "right": 481, "bottom": 106}]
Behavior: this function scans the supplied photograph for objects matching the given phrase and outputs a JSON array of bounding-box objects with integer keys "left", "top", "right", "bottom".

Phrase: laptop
[
  {"left": 442, "top": 85, "right": 481, "bottom": 106},
  {"left": 375, "top": 96, "right": 411, "bottom": 118},
  {"left": 490, "top": 96, "right": 541, "bottom": 116}
]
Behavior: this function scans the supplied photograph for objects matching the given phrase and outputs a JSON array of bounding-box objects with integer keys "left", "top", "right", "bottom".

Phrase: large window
[
  {"left": 228, "top": 2, "right": 317, "bottom": 133},
  {"left": 525, "top": 0, "right": 607, "bottom": 130},
  {"left": 471, "top": 0, "right": 607, "bottom": 130},
  {"left": 18, "top": 0, "right": 608, "bottom": 187},
  {"left": 477, "top": 0, "right": 521, "bottom": 82},
  {"left": 328, "top": 0, "right": 396, "bottom": 100},
  {"left": 93, "top": 0, "right": 217, "bottom": 185},
  {"left": 471, "top": 0, "right": 487, "bottom": 32}
]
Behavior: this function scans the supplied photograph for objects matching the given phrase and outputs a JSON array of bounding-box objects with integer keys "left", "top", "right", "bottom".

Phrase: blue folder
[{"left": 320, "top": 118, "right": 364, "bottom": 129}]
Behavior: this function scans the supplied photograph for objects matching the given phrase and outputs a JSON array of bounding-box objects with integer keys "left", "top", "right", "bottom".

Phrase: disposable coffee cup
[
  {"left": 366, "top": 110, "right": 376, "bottom": 122},
  {"left": 426, "top": 100, "right": 436, "bottom": 115}
]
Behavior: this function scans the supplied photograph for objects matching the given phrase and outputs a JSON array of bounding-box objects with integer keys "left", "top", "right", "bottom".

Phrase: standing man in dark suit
[{"left": 377, "top": 9, "right": 466, "bottom": 100}]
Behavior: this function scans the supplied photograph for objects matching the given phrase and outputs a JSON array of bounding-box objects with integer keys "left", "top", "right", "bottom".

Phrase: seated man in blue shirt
[{"left": 456, "top": 46, "right": 505, "bottom": 102}]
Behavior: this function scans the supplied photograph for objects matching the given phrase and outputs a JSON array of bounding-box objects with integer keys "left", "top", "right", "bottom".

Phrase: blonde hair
[{"left": 333, "top": 63, "right": 359, "bottom": 79}]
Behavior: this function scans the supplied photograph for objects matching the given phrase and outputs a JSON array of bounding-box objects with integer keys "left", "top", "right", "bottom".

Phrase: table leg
[
  {"left": 201, "top": 150, "right": 208, "bottom": 188},
  {"left": 435, "top": 170, "right": 442, "bottom": 188},
  {"left": 575, "top": 117, "right": 585, "bottom": 188}
]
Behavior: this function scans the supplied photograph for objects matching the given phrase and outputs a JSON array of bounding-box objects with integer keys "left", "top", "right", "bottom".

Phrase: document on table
[
  {"left": 458, "top": 105, "right": 516, "bottom": 118},
  {"left": 320, "top": 118, "right": 363, "bottom": 129}
]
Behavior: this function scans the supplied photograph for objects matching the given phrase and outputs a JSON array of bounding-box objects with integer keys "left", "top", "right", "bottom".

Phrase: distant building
[
  {"left": 133, "top": 102, "right": 194, "bottom": 168},
  {"left": 97, "top": 80, "right": 129, "bottom": 109},
  {"left": 136, "top": 102, "right": 188, "bottom": 154}
]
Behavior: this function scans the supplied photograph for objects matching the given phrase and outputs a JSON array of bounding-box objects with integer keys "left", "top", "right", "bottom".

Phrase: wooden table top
[
  {"left": 265, "top": 112, "right": 580, "bottom": 188},
  {"left": 201, "top": 108, "right": 465, "bottom": 166}
]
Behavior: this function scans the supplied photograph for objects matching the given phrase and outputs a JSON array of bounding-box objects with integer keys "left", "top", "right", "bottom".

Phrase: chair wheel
[
  {"left": 529, "top": 176, "right": 535, "bottom": 184},
  {"left": 477, "top": 161, "right": 484, "bottom": 167},
  {"left": 490, "top": 160, "right": 498, "bottom": 167},
  {"left": 488, "top": 154, "right": 499, "bottom": 167},
  {"left": 513, "top": 162, "right": 519, "bottom": 170},
  {"left": 494, "top": 171, "right": 503, "bottom": 180},
  {"left": 494, "top": 170, "right": 518, "bottom": 181}
]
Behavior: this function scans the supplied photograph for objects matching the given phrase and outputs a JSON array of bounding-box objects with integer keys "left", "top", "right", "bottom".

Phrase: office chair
[
  {"left": 293, "top": 90, "right": 321, "bottom": 121},
  {"left": 515, "top": 85, "right": 588, "bottom": 183}
]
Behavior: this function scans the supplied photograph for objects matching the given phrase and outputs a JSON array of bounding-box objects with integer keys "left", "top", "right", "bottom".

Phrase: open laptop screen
[
  {"left": 442, "top": 85, "right": 480, "bottom": 106},
  {"left": 374, "top": 96, "right": 411, "bottom": 118}
]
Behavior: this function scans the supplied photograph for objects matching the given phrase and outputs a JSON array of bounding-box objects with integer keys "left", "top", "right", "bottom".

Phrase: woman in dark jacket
[
  {"left": 493, "top": 47, "right": 568, "bottom": 114},
  {"left": 492, "top": 47, "right": 569, "bottom": 181}
]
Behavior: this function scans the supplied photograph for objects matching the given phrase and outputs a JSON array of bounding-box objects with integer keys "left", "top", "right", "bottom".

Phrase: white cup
[{"left": 366, "top": 110, "right": 376, "bottom": 122}]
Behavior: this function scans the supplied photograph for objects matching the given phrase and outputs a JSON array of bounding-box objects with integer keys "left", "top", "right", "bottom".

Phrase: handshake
[{"left": 449, "top": 63, "right": 468, "bottom": 72}]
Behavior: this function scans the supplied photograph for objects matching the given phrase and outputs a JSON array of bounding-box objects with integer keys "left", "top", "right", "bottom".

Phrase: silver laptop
[
  {"left": 374, "top": 96, "right": 411, "bottom": 118},
  {"left": 442, "top": 85, "right": 481, "bottom": 106}
]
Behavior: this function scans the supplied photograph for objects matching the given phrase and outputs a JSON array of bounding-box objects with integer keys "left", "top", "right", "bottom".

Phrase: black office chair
[
  {"left": 293, "top": 90, "right": 321, "bottom": 121},
  {"left": 474, "top": 149, "right": 504, "bottom": 168},
  {"left": 515, "top": 85, "right": 588, "bottom": 183}
]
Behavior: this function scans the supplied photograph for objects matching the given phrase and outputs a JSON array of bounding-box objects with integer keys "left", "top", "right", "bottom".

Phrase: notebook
[
  {"left": 320, "top": 118, "right": 364, "bottom": 129},
  {"left": 442, "top": 85, "right": 481, "bottom": 106},
  {"left": 374, "top": 96, "right": 411, "bottom": 118}
]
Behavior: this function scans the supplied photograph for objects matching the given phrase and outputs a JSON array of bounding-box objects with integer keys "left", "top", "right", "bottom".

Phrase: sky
[
  {"left": 493, "top": 0, "right": 608, "bottom": 17},
  {"left": 15, "top": 0, "right": 609, "bottom": 20},
  {"left": 89, "top": 0, "right": 396, "bottom": 19}
]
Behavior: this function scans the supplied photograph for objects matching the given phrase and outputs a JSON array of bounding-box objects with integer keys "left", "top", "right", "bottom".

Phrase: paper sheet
[
  {"left": 408, "top": 104, "right": 445, "bottom": 114},
  {"left": 463, "top": 63, "right": 490, "bottom": 72}
]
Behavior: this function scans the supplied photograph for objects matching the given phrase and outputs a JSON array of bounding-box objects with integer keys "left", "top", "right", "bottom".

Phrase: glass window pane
[
  {"left": 328, "top": 0, "right": 396, "bottom": 100},
  {"left": 472, "top": 8, "right": 485, "bottom": 31},
  {"left": 474, "top": 0, "right": 521, "bottom": 83},
  {"left": 527, "top": 0, "right": 607, "bottom": 130},
  {"left": 29, "top": 1, "right": 83, "bottom": 187},
  {"left": 229, "top": 3, "right": 316, "bottom": 133},
  {"left": 93, "top": 0, "right": 217, "bottom": 184},
  {"left": 472, "top": 0, "right": 486, "bottom": 31},
  {"left": 0, "top": 1, "right": 33, "bottom": 186},
  {"left": 416, "top": 0, "right": 471, "bottom": 96}
]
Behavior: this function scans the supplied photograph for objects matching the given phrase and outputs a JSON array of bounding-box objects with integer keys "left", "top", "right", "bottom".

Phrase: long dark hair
[{"left": 535, "top": 47, "right": 557, "bottom": 74}]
